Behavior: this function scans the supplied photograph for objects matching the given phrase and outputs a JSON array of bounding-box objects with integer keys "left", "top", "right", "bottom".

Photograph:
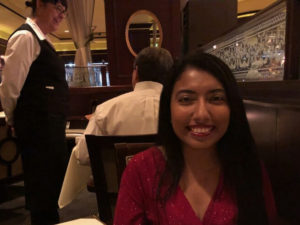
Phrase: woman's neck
[
  {"left": 182, "top": 146, "right": 221, "bottom": 182},
  {"left": 32, "top": 17, "right": 48, "bottom": 35}
]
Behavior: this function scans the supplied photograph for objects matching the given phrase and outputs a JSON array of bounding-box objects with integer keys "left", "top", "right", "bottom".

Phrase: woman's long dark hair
[{"left": 157, "top": 51, "right": 269, "bottom": 225}]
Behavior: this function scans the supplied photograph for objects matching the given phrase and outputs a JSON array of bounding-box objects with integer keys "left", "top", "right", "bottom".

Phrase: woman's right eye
[{"left": 178, "top": 95, "right": 193, "bottom": 104}]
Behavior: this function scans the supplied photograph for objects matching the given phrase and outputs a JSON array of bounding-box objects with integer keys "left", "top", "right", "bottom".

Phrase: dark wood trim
[
  {"left": 58, "top": 49, "right": 108, "bottom": 56},
  {"left": 69, "top": 85, "right": 132, "bottom": 95},
  {"left": 284, "top": 0, "right": 300, "bottom": 79},
  {"left": 238, "top": 80, "right": 300, "bottom": 104}
]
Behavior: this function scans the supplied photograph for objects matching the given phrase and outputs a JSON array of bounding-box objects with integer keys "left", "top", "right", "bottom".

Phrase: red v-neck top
[{"left": 114, "top": 147, "right": 277, "bottom": 225}]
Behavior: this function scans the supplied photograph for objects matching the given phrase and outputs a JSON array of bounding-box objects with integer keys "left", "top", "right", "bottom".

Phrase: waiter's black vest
[{"left": 12, "top": 24, "right": 69, "bottom": 118}]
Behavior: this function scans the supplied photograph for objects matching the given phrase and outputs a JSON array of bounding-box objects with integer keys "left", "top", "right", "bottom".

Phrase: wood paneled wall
[
  {"left": 104, "top": 0, "right": 181, "bottom": 85},
  {"left": 182, "top": 0, "right": 237, "bottom": 53},
  {"left": 245, "top": 100, "right": 300, "bottom": 225}
]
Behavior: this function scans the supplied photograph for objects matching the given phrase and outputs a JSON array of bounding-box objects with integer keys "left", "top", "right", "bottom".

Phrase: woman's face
[
  {"left": 36, "top": 1, "right": 66, "bottom": 34},
  {"left": 170, "top": 67, "right": 230, "bottom": 153}
]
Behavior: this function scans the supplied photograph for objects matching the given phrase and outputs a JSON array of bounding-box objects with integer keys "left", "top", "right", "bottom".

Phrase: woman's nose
[{"left": 192, "top": 100, "right": 210, "bottom": 122}]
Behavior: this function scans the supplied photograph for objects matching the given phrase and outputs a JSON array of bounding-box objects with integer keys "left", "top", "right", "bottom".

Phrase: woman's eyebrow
[
  {"left": 208, "top": 89, "right": 225, "bottom": 94},
  {"left": 174, "top": 88, "right": 225, "bottom": 97},
  {"left": 175, "top": 89, "right": 196, "bottom": 96}
]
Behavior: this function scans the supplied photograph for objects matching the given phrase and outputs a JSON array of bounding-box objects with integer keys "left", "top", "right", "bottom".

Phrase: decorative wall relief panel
[{"left": 205, "top": 1, "right": 286, "bottom": 82}]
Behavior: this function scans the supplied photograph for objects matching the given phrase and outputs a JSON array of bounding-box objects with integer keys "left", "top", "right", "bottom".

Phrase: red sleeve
[
  {"left": 261, "top": 164, "right": 278, "bottom": 225},
  {"left": 113, "top": 155, "right": 147, "bottom": 225}
]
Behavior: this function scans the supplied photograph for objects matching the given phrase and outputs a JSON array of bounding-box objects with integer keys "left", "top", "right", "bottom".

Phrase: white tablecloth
[{"left": 58, "top": 148, "right": 92, "bottom": 208}]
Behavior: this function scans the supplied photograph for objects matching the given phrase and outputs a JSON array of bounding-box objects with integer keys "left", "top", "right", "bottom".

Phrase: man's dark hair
[
  {"left": 25, "top": 0, "right": 68, "bottom": 15},
  {"left": 157, "top": 51, "right": 269, "bottom": 225},
  {"left": 134, "top": 47, "right": 173, "bottom": 84}
]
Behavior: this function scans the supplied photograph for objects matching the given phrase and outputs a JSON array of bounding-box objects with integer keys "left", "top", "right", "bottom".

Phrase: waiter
[{"left": 0, "top": 0, "right": 69, "bottom": 224}]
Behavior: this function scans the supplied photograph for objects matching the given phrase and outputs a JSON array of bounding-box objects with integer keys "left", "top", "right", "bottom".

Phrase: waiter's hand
[{"left": 85, "top": 114, "right": 93, "bottom": 120}]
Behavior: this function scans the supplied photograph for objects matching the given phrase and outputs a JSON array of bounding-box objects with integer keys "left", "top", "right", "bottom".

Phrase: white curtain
[
  {"left": 67, "top": 0, "right": 95, "bottom": 66},
  {"left": 66, "top": 0, "right": 95, "bottom": 86}
]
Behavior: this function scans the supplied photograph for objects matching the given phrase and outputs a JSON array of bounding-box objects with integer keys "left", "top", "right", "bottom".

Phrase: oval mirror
[{"left": 125, "top": 10, "right": 163, "bottom": 57}]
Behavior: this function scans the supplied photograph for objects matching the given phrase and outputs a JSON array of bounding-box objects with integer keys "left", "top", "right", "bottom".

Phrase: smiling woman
[
  {"left": 0, "top": 0, "right": 69, "bottom": 224},
  {"left": 113, "top": 51, "right": 278, "bottom": 225}
]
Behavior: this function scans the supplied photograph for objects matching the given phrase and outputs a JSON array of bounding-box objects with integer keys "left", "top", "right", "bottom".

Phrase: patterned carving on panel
[{"left": 206, "top": 3, "right": 286, "bottom": 82}]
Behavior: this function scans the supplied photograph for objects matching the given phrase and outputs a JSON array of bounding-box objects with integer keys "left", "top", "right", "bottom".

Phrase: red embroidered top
[{"left": 114, "top": 147, "right": 277, "bottom": 225}]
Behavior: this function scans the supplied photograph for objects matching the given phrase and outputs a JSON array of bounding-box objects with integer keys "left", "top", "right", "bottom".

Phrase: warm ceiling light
[
  {"left": 64, "top": 30, "right": 70, "bottom": 33},
  {"left": 237, "top": 12, "right": 256, "bottom": 18}
]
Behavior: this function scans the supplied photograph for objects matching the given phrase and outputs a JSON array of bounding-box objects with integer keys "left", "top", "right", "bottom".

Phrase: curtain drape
[{"left": 66, "top": 0, "right": 95, "bottom": 86}]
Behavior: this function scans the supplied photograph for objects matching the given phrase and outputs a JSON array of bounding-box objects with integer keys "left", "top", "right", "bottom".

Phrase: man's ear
[{"left": 132, "top": 66, "right": 139, "bottom": 87}]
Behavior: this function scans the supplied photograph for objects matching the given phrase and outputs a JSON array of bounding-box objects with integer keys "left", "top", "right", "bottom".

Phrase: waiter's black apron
[{"left": 11, "top": 24, "right": 69, "bottom": 211}]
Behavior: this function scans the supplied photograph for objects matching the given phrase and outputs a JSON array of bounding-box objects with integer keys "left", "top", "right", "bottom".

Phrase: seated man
[{"left": 74, "top": 47, "right": 173, "bottom": 165}]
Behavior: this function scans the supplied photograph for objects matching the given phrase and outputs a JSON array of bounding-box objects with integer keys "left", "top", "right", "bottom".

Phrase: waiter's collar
[
  {"left": 26, "top": 17, "right": 46, "bottom": 41},
  {"left": 26, "top": 17, "right": 55, "bottom": 48}
]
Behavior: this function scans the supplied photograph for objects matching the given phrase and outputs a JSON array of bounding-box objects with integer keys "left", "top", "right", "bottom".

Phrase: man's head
[{"left": 132, "top": 47, "right": 173, "bottom": 87}]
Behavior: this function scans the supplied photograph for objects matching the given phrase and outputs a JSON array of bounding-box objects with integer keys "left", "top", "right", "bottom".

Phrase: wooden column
[{"left": 284, "top": 0, "right": 300, "bottom": 79}]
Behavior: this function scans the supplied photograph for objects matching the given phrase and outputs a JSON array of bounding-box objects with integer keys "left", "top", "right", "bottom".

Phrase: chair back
[
  {"left": 114, "top": 142, "right": 156, "bottom": 186},
  {"left": 85, "top": 134, "right": 157, "bottom": 223}
]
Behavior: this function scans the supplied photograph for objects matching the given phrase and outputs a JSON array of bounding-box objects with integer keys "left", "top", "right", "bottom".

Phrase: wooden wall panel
[
  {"left": 276, "top": 107, "right": 300, "bottom": 224},
  {"left": 184, "top": 0, "right": 237, "bottom": 52},
  {"left": 238, "top": 80, "right": 300, "bottom": 105},
  {"left": 245, "top": 100, "right": 300, "bottom": 225},
  {"left": 104, "top": 0, "right": 181, "bottom": 85}
]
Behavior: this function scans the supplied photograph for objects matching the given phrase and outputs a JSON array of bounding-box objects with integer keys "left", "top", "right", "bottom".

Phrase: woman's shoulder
[
  {"left": 123, "top": 146, "right": 166, "bottom": 178},
  {"left": 128, "top": 146, "right": 166, "bottom": 168},
  {"left": 120, "top": 146, "right": 166, "bottom": 190}
]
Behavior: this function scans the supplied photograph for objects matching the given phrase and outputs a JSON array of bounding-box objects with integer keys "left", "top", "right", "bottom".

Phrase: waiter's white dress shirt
[
  {"left": 74, "top": 81, "right": 162, "bottom": 165},
  {"left": 0, "top": 18, "right": 53, "bottom": 125}
]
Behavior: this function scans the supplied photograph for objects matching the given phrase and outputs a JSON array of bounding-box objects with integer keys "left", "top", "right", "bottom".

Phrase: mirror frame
[{"left": 125, "top": 10, "right": 163, "bottom": 57}]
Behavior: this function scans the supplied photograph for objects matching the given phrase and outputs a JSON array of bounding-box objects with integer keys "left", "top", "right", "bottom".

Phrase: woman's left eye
[{"left": 209, "top": 95, "right": 226, "bottom": 104}]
